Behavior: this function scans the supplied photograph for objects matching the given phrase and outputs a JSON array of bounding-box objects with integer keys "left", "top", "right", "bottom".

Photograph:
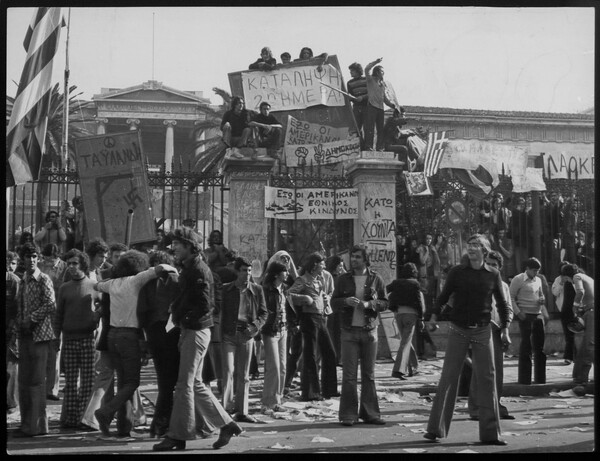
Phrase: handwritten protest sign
[
  {"left": 439, "top": 140, "right": 529, "bottom": 177},
  {"left": 265, "top": 186, "right": 358, "bottom": 220},
  {"left": 512, "top": 167, "right": 547, "bottom": 192},
  {"left": 241, "top": 64, "right": 345, "bottom": 111},
  {"left": 74, "top": 131, "right": 155, "bottom": 244},
  {"left": 284, "top": 137, "right": 361, "bottom": 167},
  {"left": 285, "top": 115, "right": 349, "bottom": 145},
  {"left": 543, "top": 151, "right": 594, "bottom": 180}
]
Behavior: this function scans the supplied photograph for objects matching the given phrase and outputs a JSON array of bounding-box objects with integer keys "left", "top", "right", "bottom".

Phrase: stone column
[
  {"left": 95, "top": 117, "right": 108, "bottom": 135},
  {"left": 346, "top": 156, "right": 404, "bottom": 286},
  {"left": 126, "top": 118, "right": 140, "bottom": 131},
  {"left": 222, "top": 156, "right": 276, "bottom": 265},
  {"left": 163, "top": 120, "right": 177, "bottom": 171}
]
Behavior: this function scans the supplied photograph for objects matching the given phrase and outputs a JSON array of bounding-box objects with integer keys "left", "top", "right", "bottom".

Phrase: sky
[{"left": 5, "top": 6, "right": 595, "bottom": 113}]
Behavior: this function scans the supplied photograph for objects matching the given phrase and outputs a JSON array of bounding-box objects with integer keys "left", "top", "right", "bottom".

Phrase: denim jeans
[
  {"left": 168, "top": 327, "right": 232, "bottom": 441},
  {"left": 572, "top": 309, "right": 594, "bottom": 384},
  {"left": 426, "top": 323, "right": 501, "bottom": 441},
  {"left": 100, "top": 328, "right": 142, "bottom": 436},
  {"left": 18, "top": 338, "right": 50, "bottom": 435},
  {"left": 339, "top": 328, "right": 380, "bottom": 422},
  {"left": 299, "top": 313, "right": 338, "bottom": 399},
  {"left": 392, "top": 313, "right": 419, "bottom": 376},
  {"left": 221, "top": 331, "right": 254, "bottom": 414},
  {"left": 284, "top": 326, "right": 303, "bottom": 388},
  {"left": 262, "top": 330, "right": 287, "bottom": 408},
  {"left": 517, "top": 314, "right": 546, "bottom": 384},
  {"left": 146, "top": 321, "right": 180, "bottom": 433}
]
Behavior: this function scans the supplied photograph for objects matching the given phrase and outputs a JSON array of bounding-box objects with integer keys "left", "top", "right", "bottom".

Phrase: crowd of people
[{"left": 6, "top": 210, "right": 594, "bottom": 449}]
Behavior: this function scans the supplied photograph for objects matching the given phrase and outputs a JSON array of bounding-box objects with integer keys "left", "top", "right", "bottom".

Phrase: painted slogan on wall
[
  {"left": 241, "top": 64, "right": 346, "bottom": 111},
  {"left": 264, "top": 186, "right": 358, "bottom": 220},
  {"left": 74, "top": 131, "right": 156, "bottom": 245},
  {"left": 357, "top": 182, "right": 397, "bottom": 285},
  {"left": 229, "top": 181, "right": 268, "bottom": 262}
]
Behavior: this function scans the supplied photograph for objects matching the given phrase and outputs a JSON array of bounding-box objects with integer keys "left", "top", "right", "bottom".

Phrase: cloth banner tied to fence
[{"left": 265, "top": 186, "right": 358, "bottom": 220}]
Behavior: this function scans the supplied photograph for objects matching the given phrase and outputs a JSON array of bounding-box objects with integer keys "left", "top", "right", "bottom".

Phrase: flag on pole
[
  {"left": 6, "top": 7, "right": 64, "bottom": 186},
  {"left": 423, "top": 131, "right": 448, "bottom": 177}
]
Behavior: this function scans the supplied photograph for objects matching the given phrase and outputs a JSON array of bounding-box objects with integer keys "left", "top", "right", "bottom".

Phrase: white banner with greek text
[
  {"left": 284, "top": 137, "right": 361, "bottom": 167},
  {"left": 543, "top": 151, "right": 594, "bottom": 180},
  {"left": 285, "top": 115, "right": 350, "bottom": 145},
  {"left": 264, "top": 186, "right": 358, "bottom": 220},
  {"left": 512, "top": 168, "right": 547, "bottom": 192},
  {"left": 241, "top": 64, "right": 345, "bottom": 111}
]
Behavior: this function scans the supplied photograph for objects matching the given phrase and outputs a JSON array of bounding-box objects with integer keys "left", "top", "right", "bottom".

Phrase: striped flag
[
  {"left": 423, "top": 131, "right": 448, "bottom": 177},
  {"left": 6, "top": 7, "right": 64, "bottom": 186}
]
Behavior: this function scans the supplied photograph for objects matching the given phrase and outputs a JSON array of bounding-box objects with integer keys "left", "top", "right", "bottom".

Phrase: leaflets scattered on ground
[
  {"left": 58, "top": 436, "right": 84, "bottom": 440},
  {"left": 568, "top": 427, "right": 593, "bottom": 432},
  {"left": 404, "top": 448, "right": 427, "bottom": 453},
  {"left": 398, "top": 423, "right": 424, "bottom": 427},
  {"left": 514, "top": 420, "right": 538, "bottom": 425},
  {"left": 263, "top": 431, "right": 278, "bottom": 434},
  {"left": 292, "top": 412, "right": 312, "bottom": 422},
  {"left": 398, "top": 413, "right": 420, "bottom": 418},
  {"left": 270, "top": 443, "right": 294, "bottom": 449},
  {"left": 458, "top": 450, "right": 479, "bottom": 453},
  {"left": 503, "top": 432, "right": 520, "bottom": 436},
  {"left": 411, "top": 428, "right": 428, "bottom": 433},
  {"left": 282, "top": 402, "right": 306, "bottom": 410},
  {"left": 311, "top": 436, "right": 334, "bottom": 443}
]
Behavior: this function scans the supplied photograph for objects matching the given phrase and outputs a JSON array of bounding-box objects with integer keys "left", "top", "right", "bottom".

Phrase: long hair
[
  {"left": 149, "top": 250, "right": 174, "bottom": 266},
  {"left": 399, "top": 262, "right": 418, "bottom": 279},
  {"left": 86, "top": 238, "right": 109, "bottom": 259},
  {"left": 299, "top": 47, "right": 313, "bottom": 59},
  {"left": 263, "top": 261, "right": 287, "bottom": 286},
  {"left": 230, "top": 96, "right": 244, "bottom": 111},
  {"left": 325, "top": 255, "right": 343, "bottom": 274},
  {"left": 350, "top": 244, "right": 370, "bottom": 267},
  {"left": 114, "top": 250, "right": 150, "bottom": 278},
  {"left": 303, "top": 252, "right": 325, "bottom": 274}
]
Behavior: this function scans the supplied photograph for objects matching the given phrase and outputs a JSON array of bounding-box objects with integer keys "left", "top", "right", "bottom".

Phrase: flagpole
[{"left": 62, "top": 8, "right": 71, "bottom": 166}]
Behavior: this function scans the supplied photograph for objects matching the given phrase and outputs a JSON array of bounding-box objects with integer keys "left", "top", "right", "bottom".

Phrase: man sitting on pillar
[
  {"left": 221, "top": 96, "right": 252, "bottom": 148},
  {"left": 248, "top": 102, "right": 283, "bottom": 158}
]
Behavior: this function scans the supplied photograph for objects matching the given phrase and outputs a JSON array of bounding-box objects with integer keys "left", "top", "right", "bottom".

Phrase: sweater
[{"left": 55, "top": 277, "right": 101, "bottom": 340}]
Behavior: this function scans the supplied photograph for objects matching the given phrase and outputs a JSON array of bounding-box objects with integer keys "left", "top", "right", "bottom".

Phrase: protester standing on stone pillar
[
  {"left": 347, "top": 62, "right": 368, "bottom": 145},
  {"left": 510, "top": 257, "right": 549, "bottom": 385},
  {"left": 13, "top": 243, "right": 56, "bottom": 438},
  {"left": 423, "top": 234, "right": 511, "bottom": 446},
  {"left": 332, "top": 245, "right": 389, "bottom": 426},
  {"left": 364, "top": 57, "right": 397, "bottom": 151}
]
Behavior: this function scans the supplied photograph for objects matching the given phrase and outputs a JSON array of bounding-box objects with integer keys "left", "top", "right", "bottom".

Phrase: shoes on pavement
[
  {"left": 501, "top": 414, "right": 515, "bottom": 420},
  {"left": 213, "top": 422, "right": 243, "bottom": 449},
  {"left": 363, "top": 418, "right": 386, "bottom": 425},
  {"left": 301, "top": 395, "right": 324, "bottom": 402},
  {"left": 47, "top": 394, "right": 60, "bottom": 401},
  {"left": 324, "top": 392, "right": 341, "bottom": 398},
  {"left": 481, "top": 439, "right": 508, "bottom": 446},
  {"left": 77, "top": 423, "right": 97, "bottom": 432},
  {"left": 94, "top": 409, "right": 111, "bottom": 436},
  {"left": 340, "top": 420, "right": 355, "bottom": 427},
  {"left": 563, "top": 359, "right": 572, "bottom": 365},
  {"left": 391, "top": 371, "right": 406, "bottom": 379},
  {"left": 153, "top": 436, "right": 186, "bottom": 451},
  {"left": 12, "top": 430, "right": 35, "bottom": 438},
  {"left": 409, "top": 371, "right": 420, "bottom": 377},
  {"left": 469, "top": 416, "right": 479, "bottom": 421},
  {"left": 423, "top": 432, "right": 439, "bottom": 442},
  {"left": 234, "top": 413, "right": 258, "bottom": 423}
]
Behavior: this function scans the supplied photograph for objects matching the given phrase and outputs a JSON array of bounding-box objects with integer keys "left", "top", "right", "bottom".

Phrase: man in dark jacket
[
  {"left": 331, "top": 245, "right": 388, "bottom": 427},
  {"left": 220, "top": 257, "right": 268, "bottom": 423},
  {"left": 153, "top": 228, "right": 242, "bottom": 451}
]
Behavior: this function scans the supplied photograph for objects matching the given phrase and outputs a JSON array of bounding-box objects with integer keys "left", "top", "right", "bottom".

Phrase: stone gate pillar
[
  {"left": 222, "top": 155, "right": 276, "bottom": 266},
  {"left": 347, "top": 155, "right": 404, "bottom": 286}
]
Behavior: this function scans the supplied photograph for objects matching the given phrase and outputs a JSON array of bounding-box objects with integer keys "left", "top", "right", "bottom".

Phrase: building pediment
[{"left": 93, "top": 80, "right": 209, "bottom": 105}]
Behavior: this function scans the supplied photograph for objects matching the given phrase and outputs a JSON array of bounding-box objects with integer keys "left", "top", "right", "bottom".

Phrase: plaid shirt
[{"left": 16, "top": 268, "right": 56, "bottom": 342}]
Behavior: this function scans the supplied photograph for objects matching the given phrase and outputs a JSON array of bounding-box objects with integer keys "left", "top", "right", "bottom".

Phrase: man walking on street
[
  {"left": 510, "top": 257, "right": 549, "bottom": 385},
  {"left": 153, "top": 228, "right": 242, "bottom": 451},
  {"left": 424, "top": 234, "right": 511, "bottom": 446},
  {"left": 331, "top": 245, "right": 388, "bottom": 426}
]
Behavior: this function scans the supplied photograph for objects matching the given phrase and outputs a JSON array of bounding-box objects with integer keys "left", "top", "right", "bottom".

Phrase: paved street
[{"left": 6, "top": 354, "right": 595, "bottom": 454}]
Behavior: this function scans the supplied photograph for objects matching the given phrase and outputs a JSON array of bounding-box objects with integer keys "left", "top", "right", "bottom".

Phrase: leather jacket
[
  {"left": 261, "top": 282, "right": 289, "bottom": 336},
  {"left": 331, "top": 268, "right": 388, "bottom": 331},
  {"left": 221, "top": 281, "right": 267, "bottom": 337}
]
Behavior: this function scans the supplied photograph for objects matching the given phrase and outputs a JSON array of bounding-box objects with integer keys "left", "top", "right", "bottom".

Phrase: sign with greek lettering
[
  {"left": 264, "top": 186, "right": 358, "bottom": 220},
  {"left": 284, "top": 115, "right": 349, "bottom": 145},
  {"left": 241, "top": 64, "right": 345, "bottom": 111},
  {"left": 284, "top": 137, "right": 361, "bottom": 167},
  {"left": 439, "top": 140, "right": 529, "bottom": 177},
  {"left": 512, "top": 167, "right": 547, "bottom": 192},
  {"left": 74, "top": 131, "right": 155, "bottom": 245},
  {"left": 543, "top": 151, "right": 594, "bottom": 180}
]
